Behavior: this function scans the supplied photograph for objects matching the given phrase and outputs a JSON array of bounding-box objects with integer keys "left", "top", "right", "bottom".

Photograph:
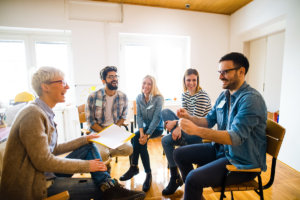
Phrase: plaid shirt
[{"left": 86, "top": 88, "right": 128, "bottom": 128}]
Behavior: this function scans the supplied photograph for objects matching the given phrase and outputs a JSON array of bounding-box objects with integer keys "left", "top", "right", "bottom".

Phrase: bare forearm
[
  {"left": 188, "top": 115, "right": 209, "bottom": 128},
  {"left": 116, "top": 118, "right": 125, "bottom": 126},
  {"left": 195, "top": 126, "right": 232, "bottom": 145},
  {"left": 91, "top": 124, "right": 103, "bottom": 133}
]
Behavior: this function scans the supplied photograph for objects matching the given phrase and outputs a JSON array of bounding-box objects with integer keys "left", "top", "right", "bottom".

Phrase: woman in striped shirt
[{"left": 161, "top": 68, "right": 211, "bottom": 196}]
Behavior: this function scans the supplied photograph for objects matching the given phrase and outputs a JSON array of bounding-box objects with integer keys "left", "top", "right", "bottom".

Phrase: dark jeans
[
  {"left": 174, "top": 143, "right": 257, "bottom": 200},
  {"left": 54, "top": 143, "right": 110, "bottom": 187},
  {"left": 161, "top": 108, "right": 202, "bottom": 168},
  {"left": 131, "top": 127, "right": 163, "bottom": 173}
]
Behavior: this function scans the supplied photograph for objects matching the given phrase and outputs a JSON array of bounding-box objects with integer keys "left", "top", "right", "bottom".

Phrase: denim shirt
[
  {"left": 136, "top": 94, "right": 164, "bottom": 135},
  {"left": 86, "top": 88, "right": 128, "bottom": 127},
  {"left": 205, "top": 82, "right": 267, "bottom": 171}
]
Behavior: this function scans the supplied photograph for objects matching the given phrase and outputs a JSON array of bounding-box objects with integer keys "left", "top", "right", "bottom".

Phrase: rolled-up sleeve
[{"left": 228, "top": 93, "right": 266, "bottom": 146}]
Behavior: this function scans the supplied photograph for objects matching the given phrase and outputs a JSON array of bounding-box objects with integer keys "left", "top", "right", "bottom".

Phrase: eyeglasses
[
  {"left": 107, "top": 75, "right": 119, "bottom": 80},
  {"left": 218, "top": 67, "right": 241, "bottom": 76},
  {"left": 47, "top": 80, "right": 67, "bottom": 87}
]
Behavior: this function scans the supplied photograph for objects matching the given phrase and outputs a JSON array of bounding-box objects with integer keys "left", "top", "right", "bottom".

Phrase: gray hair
[{"left": 31, "top": 66, "right": 65, "bottom": 96}]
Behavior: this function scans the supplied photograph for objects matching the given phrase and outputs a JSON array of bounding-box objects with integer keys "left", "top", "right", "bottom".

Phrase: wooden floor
[{"left": 76, "top": 137, "right": 300, "bottom": 200}]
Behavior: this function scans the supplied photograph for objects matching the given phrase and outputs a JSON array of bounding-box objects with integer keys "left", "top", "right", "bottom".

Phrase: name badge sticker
[
  {"left": 217, "top": 100, "right": 226, "bottom": 108},
  {"left": 147, "top": 105, "right": 153, "bottom": 110},
  {"left": 96, "top": 99, "right": 102, "bottom": 107}
]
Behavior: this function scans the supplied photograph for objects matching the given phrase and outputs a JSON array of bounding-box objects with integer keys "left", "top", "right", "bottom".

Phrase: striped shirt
[
  {"left": 181, "top": 89, "right": 211, "bottom": 117},
  {"left": 86, "top": 88, "right": 128, "bottom": 128}
]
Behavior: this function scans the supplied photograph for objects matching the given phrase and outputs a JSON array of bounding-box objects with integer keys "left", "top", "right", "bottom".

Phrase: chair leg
[
  {"left": 231, "top": 191, "right": 234, "bottom": 200},
  {"left": 257, "top": 175, "right": 264, "bottom": 200},
  {"left": 115, "top": 157, "right": 118, "bottom": 163}
]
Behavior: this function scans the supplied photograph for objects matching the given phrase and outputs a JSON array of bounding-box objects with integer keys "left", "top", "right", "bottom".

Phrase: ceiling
[{"left": 92, "top": 0, "right": 253, "bottom": 15}]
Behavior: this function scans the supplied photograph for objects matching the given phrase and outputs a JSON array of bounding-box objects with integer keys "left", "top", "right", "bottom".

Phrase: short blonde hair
[
  {"left": 183, "top": 68, "right": 202, "bottom": 93},
  {"left": 142, "top": 75, "right": 163, "bottom": 98},
  {"left": 31, "top": 66, "right": 64, "bottom": 96}
]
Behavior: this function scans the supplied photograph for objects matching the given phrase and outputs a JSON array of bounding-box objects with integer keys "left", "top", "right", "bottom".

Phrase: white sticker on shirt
[
  {"left": 147, "top": 105, "right": 153, "bottom": 109},
  {"left": 96, "top": 99, "right": 102, "bottom": 107},
  {"left": 217, "top": 100, "right": 225, "bottom": 108}
]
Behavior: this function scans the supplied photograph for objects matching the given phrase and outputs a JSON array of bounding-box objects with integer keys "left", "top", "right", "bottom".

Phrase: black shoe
[
  {"left": 142, "top": 173, "right": 152, "bottom": 192},
  {"left": 100, "top": 178, "right": 145, "bottom": 200},
  {"left": 120, "top": 166, "right": 139, "bottom": 181},
  {"left": 162, "top": 176, "right": 183, "bottom": 195}
]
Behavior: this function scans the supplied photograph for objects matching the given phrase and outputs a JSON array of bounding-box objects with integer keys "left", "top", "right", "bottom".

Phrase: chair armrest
[
  {"left": 202, "top": 139, "right": 212, "bottom": 143},
  {"left": 226, "top": 165, "right": 261, "bottom": 172},
  {"left": 44, "top": 191, "right": 69, "bottom": 200}
]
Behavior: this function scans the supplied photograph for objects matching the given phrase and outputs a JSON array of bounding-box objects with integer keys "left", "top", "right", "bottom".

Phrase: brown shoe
[{"left": 100, "top": 178, "right": 145, "bottom": 200}]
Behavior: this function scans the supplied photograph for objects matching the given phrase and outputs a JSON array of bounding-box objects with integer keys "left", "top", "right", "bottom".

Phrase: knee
[
  {"left": 161, "top": 108, "right": 172, "bottom": 120},
  {"left": 100, "top": 150, "right": 110, "bottom": 162},
  {"left": 185, "top": 171, "right": 200, "bottom": 188},
  {"left": 161, "top": 135, "right": 171, "bottom": 147},
  {"left": 173, "top": 147, "right": 183, "bottom": 162}
]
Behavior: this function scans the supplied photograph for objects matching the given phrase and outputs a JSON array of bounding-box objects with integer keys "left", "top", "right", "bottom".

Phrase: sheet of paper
[{"left": 90, "top": 124, "right": 135, "bottom": 149}]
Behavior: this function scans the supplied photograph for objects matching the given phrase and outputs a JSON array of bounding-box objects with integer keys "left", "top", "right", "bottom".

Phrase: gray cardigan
[{"left": 0, "top": 103, "right": 90, "bottom": 200}]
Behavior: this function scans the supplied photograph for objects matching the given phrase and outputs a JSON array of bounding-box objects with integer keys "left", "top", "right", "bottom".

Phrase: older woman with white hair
[{"left": 0, "top": 66, "right": 145, "bottom": 200}]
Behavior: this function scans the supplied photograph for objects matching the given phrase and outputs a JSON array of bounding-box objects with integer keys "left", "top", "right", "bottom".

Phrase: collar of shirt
[{"left": 35, "top": 98, "right": 55, "bottom": 125}]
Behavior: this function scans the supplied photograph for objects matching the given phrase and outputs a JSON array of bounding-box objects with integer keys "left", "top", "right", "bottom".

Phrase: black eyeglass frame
[{"left": 218, "top": 67, "right": 241, "bottom": 76}]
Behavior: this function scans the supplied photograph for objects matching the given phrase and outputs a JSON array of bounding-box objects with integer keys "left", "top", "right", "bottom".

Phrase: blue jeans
[
  {"left": 131, "top": 127, "right": 163, "bottom": 173},
  {"left": 55, "top": 143, "right": 110, "bottom": 187},
  {"left": 174, "top": 143, "right": 257, "bottom": 200},
  {"left": 161, "top": 108, "right": 202, "bottom": 168}
]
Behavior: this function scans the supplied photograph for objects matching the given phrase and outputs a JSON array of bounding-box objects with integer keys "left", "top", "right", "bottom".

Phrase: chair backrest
[
  {"left": 77, "top": 104, "right": 86, "bottom": 124},
  {"left": 266, "top": 119, "right": 285, "bottom": 158}
]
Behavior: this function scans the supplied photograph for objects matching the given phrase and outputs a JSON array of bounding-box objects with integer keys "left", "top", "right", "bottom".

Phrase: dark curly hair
[{"left": 100, "top": 66, "right": 118, "bottom": 80}]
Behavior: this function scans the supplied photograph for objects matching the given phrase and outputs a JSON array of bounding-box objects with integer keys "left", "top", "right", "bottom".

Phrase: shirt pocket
[{"left": 95, "top": 106, "right": 103, "bottom": 119}]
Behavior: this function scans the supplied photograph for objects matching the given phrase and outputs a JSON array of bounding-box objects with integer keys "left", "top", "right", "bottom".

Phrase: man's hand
[
  {"left": 89, "top": 159, "right": 107, "bottom": 172},
  {"left": 172, "top": 126, "right": 182, "bottom": 141},
  {"left": 179, "top": 118, "right": 200, "bottom": 136},
  {"left": 86, "top": 133, "right": 100, "bottom": 142},
  {"left": 177, "top": 108, "right": 190, "bottom": 119},
  {"left": 165, "top": 120, "right": 176, "bottom": 132}
]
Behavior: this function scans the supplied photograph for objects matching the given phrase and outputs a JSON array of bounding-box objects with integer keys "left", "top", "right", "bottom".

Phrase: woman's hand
[
  {"left": 86, "top": 133, "right": 100, "bottom": 142},
  {"left": 172, "top": 126, "right": 182, "bottom": 141},
  {"left": 139, "top": 134, "right": 148, "bottom": 145},
  {"left": 165, "top": 120, "right": 176, "bottom": 132},
  {"left": 89, "top": 159, "right": 107, "bottom": 172}
]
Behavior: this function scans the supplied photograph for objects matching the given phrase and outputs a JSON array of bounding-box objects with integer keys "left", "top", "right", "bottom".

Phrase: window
[
  {"left": 0, "top": 40, "right": 27, "bottom": 105},
  {"left": 0, "top": 28, "right": 73, "bottom": 106},
  {"left": 119, "top": 33, "right": 190, "bottom": 100}
]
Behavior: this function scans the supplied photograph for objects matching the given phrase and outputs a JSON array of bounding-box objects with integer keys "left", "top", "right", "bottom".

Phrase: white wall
[
  {"left": 230, "top": 0, "right": 300, "bottom": 171},
  {"left": 0, "top": 0, "right": 229, "bottom": 104}
]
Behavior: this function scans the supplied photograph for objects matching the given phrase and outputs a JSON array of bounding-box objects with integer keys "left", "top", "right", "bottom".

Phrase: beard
[
  {"left": 107, "top": 81, "right": 118, "bottom": 90},
  {"left": 221, "top": 73, "right": 239, "bottom": 90}
]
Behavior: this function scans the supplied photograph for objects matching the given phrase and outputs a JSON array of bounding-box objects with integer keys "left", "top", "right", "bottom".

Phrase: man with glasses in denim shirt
[
  {"left": 86, "top": 66, "right": 132, "bottom": 167},
  {"left": 173, "top": 52, "right": 267, "bottom": 200}
]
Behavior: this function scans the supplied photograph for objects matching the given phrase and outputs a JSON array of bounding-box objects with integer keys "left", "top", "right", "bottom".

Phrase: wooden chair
[
  {"left": 77, "top": 104, "right": 91, "bottom": 135},
  {"left": 211, "top": 119, "right": 285, "bottom": 200},
  {"left": 44, "top": 191, "right": 70, "bottom": 200}
]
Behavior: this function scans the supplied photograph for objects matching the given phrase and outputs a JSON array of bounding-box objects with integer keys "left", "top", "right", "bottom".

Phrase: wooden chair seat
[{"left": 213, "top": 179, "right": 259, "bottom": 192}]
